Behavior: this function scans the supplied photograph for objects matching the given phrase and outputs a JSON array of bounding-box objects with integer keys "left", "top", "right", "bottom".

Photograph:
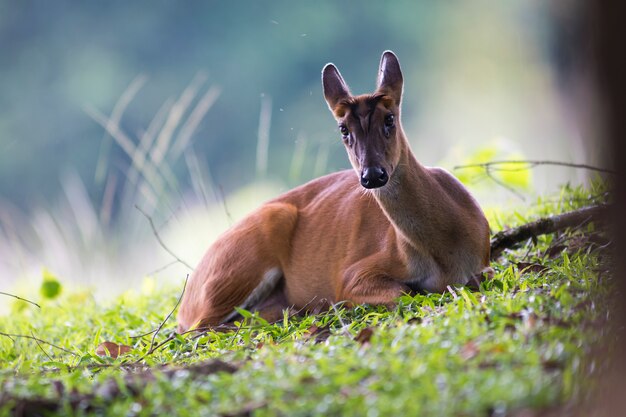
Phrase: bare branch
[
  {"left": 146, "top": 260, "right": 180, "bottom": 276},
  {"left": 0, "top": 332, "right": 78, "bottom": 356},
  {"left": 31, "top": 330, "right": 53, "bottom": 361},
  {"left": 0, "top": 292, "right": 40, "bottom": 309},
  {"left": 129, "top": 329, "right": 158, "bottom": 339},
  {"left": 139, "top": 333, "right": 176, "bottom": 360},
  {"left": 484, "top": 166, "right": 526, "bottom": 200},
  {"left": 135, "top": 205, "right": 193, "bottom": 270},
  {"left": 136, "top": 274, "right": 189, "bottom": 362},
  {"left": 454, "top": 160, "right": 616, "bottom": 175},
  {"left": 490, "top": 204, "right": 609, "bottom": 259},
  {"left": 148, "top": 275, "right": 189, "bottom": 353}
]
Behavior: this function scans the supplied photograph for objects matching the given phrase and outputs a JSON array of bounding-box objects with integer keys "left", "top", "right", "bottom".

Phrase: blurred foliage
[
  {"left": 0, "top": 0, "right": 560, "bottom": 214},
  {"left": 455, "top": 145, "right": 532, "bottom": 191},
  {"left": 0, "top": 181, "right": 612, "bottom": 416},
  {"left": 0, "top": 1, "right": 595, "bottom": 291},
  {"left": 40, "top": 269, "right": 62, "bottom": 300}
]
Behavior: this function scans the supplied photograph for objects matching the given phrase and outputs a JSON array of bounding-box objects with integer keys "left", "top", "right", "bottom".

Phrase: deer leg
[
  {"left": 177, "top": 203, "right": 298, "bottom": 332},
  {"left": 339, "top": 255, "right": 410, "bottom": 308}
]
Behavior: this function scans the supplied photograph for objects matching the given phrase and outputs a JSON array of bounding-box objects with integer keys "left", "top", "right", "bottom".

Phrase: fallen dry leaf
[
  {"left": 460, "top": 340, "right": 479, "bottom": 360},
  {"left": 354, "top": 327, "right": 374, "bottom": 345},
  {"left": 517, "top": 262, "right": 550, "bottom": 274},
  {"left": 302, "top": 325, "right": 331, "bottom": 343},
  {"left": 96, "top": 341, "right": 132, "bottom": 358}
]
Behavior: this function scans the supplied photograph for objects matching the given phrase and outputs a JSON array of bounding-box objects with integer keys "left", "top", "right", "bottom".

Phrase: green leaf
[
  {"left": 497, "top": 156, "right": 532, "bottom": 190},
  {"left": 40, "top": 269, "right": 62, "bottom": 299},
  {"left": 454, "top": 146, "right": 532, "bottom": 191}
]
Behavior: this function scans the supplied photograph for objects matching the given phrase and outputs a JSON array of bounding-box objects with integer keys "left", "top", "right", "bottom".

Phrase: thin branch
[
  {"left": 149, "top": 274, "right": 188, "bottom": 351},
  {"left": 137, "top": 274, "right": 189, "bottom": 361},
  {"left": 139, "top": 333, "right": 176, "bottom": 360},
  {"left": 0, "top": 292, "right": 40, "bottom": 308},
  {"left": 146, "top": 260, "right": 180, "bottom": 276},
  {"left": 490, "top": 204, "right": 609, "bottom": 259},
  {"left": 484, "top": 166, "right": 526, "bottom": 200},
  {"left": 0, "top": 332, "right": 78, "bottom": 356},
  {"left": 454, "top": 160, "right": 616, "bottom": 175},
  {"left": 129, "top": 329, "right": 158, "bottom": 339},
  {"left": 31, "top": 330, "right": 53, "bottom": 361},
  {"left": 135, "top": 205, "right": 193, "bottom": 270}
]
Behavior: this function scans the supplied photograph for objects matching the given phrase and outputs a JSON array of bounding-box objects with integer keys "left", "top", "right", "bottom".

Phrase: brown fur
[{"left": 177, "top": 51, "right": 490, "bottom": 332}]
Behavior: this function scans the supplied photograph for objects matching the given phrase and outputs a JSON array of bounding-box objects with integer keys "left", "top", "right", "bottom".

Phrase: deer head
[{"left": 322, "top": 51, "right": 405, "bottom": 189}]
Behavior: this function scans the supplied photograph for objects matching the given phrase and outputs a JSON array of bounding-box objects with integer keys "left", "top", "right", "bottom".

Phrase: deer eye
[
  {"left": 339, "top": 125, "right": 349, "bottom": 137},
  {"left": 384, "top": 113, "right": 395, "bottom": 128}
]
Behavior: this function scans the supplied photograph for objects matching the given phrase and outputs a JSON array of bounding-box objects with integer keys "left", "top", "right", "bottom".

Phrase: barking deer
[{"left": 177, "top": 51, "right": 490, "bottom": 332}]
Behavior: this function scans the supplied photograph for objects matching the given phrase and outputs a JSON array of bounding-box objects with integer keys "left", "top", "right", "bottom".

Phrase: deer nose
[{"left": 360, "top": 167, "right": 388, "bottom": 189}]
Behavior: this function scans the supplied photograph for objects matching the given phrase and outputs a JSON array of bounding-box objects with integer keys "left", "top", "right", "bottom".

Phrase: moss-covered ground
[{"left": 0, "top": 183, "right": 613, "bottom": 416}]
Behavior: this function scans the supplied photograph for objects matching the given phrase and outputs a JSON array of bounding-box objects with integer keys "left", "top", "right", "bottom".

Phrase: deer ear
[
  {"left": 322, "top": 63, "right": 351, "bottom": 111},
  {"left": 376, "top": 51, "right": 403, "bottom": 105}
]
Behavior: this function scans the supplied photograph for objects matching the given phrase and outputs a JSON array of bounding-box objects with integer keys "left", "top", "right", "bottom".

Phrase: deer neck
[{"left": 370, "top": 139, "right": 443, "bottom": 251}]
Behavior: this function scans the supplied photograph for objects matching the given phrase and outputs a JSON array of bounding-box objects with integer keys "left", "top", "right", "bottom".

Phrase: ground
[{"left": 0, "top": 182, "right": 614, "bottom": 417}]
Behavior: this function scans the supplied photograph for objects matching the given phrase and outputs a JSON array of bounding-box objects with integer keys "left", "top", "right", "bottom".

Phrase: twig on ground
[
  {"left": 0, "top": 292, "right": 41, "bottom": 309},
  {"left": 454, "top": 160, "right": 616, "bottom": 175},
  {"left": 0, "top": 332, "right": 78, "bottom": 356},
  {"left": 138, "top": 274, "right": 189, "bottom": 361},
  {"left": 138, "top": 333, "right": 177, "bottom": 361},
  {"left": 135, "top": 205, "right": 193, "bottom": 270},
  {"left": 490, "top": 204, "right": 609, "bottom": 259},
  {"left": 31, "top": 330, "right": 53, "bottom": 361},
  {"left": 129, "top": 329, "right": 158, "bottom": 339}
]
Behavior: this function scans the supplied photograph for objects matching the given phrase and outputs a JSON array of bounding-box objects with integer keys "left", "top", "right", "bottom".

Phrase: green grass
[{"left": 0, "top": 181, "right": 613, "bottom": 416}]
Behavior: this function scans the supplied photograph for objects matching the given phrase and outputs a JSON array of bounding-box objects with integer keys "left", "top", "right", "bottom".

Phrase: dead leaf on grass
[
  {"left": 96, "top": 341, "right": 132, "bottom": 358},
  {"left": 517, "top": 262, "right": 550, "bottom": 274},
  {"left": 460, "top": 340, "right": 480, "bottom": 360},
  {"left": 302, "top": 325, "right": 331, "bottom": 343},
  {"left": 354, "top": 327, "right": 374, "bottom": 345}
]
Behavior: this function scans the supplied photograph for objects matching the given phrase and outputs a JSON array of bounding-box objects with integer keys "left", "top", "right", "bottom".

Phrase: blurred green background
[{"left": 0, "top": 1, "right": 600, "bottom": 298}]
